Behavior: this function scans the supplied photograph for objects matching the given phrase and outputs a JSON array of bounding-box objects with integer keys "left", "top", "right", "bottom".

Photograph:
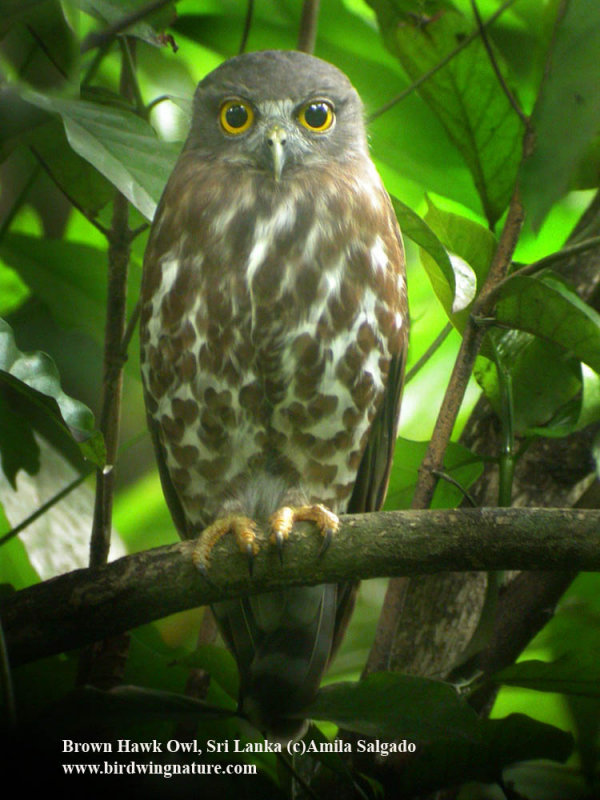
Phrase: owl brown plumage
[{"left": 140, "top": 50, "right": 408, "bottom": 740}]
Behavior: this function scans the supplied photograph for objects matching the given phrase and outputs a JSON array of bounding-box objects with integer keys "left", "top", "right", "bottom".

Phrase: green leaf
[
  {"left": 23, "top": 91, "right": 180, "bottom": 220},
  {"left": 391, "top": 196, "right": 456, "bottom": 302},
  {"left": 0, "top": 392, "right": 40, "bottom": 486},
  {"left": 521, "top": 0, "right": 600, "bottom": 230},
  {"left": 308, "top": 672, "right": 478, "bottom": 740},
  {"left": 495, "top": 652, "right": 600, "bottom": 698},
  {"left": 495, "top": 273, "right": 600, "bottom": 374},
  {"left": 385, "top": 437, "right": 483, "bottom": 509},
  {"left": 50, "top": 684, "right": 236, "bottom": 721},
  {"left": 0, "top": 317, "right": 104, "bottom": 477},
  {"left": 81, "top": 0, "right": 177, "bottom": 49},
  {"left": 0, "top": 232, "right": 141, "bottom": 374},
  {"left": 28, "top": 117, "right": 114, "bottom": 217},
  {"left": 307, "top": 673, "right": 572, "bottom": 792},
  {"left": 474, "top": 333, "right": 582, "bottom": 436},
  {"left": 421, "top": 198, "right": 496, "bottom": 325},
  {"left": 0, "top": 263, "right": 29, "bottom": 317},
  {"left": 369, "top": 5, "right": 524, "bottom": 225},
  {"left": 0, "top": 530, "right": 40, "bottom": 589}
]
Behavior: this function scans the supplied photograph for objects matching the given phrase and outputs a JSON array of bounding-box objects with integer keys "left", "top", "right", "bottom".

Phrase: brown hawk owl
[{"left": 140, "top": 50, "right": 407, "bottom": 740}]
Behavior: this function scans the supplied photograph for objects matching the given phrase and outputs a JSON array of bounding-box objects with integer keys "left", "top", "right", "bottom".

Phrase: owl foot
[
  {"left": 192, "top": 515, "right": 259, "bottom": 576},
  {"left": 269, "top": 504, "right": 339, "bottom": 563}
]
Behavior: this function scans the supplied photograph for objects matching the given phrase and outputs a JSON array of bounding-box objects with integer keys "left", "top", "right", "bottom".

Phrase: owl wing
[{"left": 330, "top": 203, "right": 407, "bottom": 659}]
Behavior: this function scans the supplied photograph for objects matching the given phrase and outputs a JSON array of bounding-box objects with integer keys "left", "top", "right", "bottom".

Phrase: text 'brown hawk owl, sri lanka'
[{"left": 141, "top": 49, "right": 408, "bottom": 740}]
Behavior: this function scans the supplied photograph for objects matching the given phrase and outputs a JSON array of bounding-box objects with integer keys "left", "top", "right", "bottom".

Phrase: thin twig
[
  {"left": 238, "top": 0, "right": 254, "bottom": 55},
  {"left": 297, "top": 0, "right": 320, "bottom": 54},
  {"left": 146, "top": 94, "right": 172, "bottom": 114},
  {"left": 368, "top": 0, "right": 518, "bottom": 122},
  {"left": 89, "top": 192, "right": 130, "bottom": 569},
  {"left": 121, "top": 37, "right": 147, "bottom": 117},
  {"left": 88, "top": 42, "right": 136, "bottom": 570},
  {"left": 121, "top": 299, "right": 141, "bottom": 356},
  {"left": 405, "top": 322, "right": 452, "bottom": 384},
  {"left": 0, "top": 472, "right": 91, "bottom": 547},
  {"left": 470, "top": 0, "right": 528, "bottom": 126},
  {"left": 130, "top": 221, "right": 150, "bottom": 239},
  {"left": 81, "top": 41, "right": 112, "bottom": 87},
  {"left": 431, "top": 469, "right": 477, "bottom": 507},
  {"left": 492, "top": 234, "right": 600, "bottom": 296},
  {"left": 81, "top": 0, "right": 175, "bottom": 54}
]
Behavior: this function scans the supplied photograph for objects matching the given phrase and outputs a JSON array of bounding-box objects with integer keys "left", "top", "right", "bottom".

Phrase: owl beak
[{"left": 266, "top": 124, "right": 287, "bottom": 181}]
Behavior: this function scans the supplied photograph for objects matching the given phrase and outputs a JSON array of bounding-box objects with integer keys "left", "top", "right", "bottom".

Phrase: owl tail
[{"left": 212, "top": 582, "right": 338, "bottom": 742}]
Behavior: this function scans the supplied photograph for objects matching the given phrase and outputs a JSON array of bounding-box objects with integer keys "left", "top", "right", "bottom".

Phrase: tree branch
[
  {"left": 2, "top": 508, "right": 599, "bottom": 668},
  {"left": 297, "top": 0, "right": 320, "bottom": 54}
]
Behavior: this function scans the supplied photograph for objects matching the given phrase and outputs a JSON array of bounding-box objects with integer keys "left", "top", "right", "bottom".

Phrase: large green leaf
[
  {"left": 421, "top": 198, "right": 497, "bottom": 327},
  {"left": 80, "top": 0, "right": 177, "bottom": 49},
  {"left": 23, "top": 91, "right": 180, "bottom": 220},
  {"left": 496, "top": 652, "right": 600, "bottom": 698},
  {"left": 0, "top": 232, "right": 141, "bottom": 374},
  {"left": 474, "top": 333, "right": 582, "bottom": 436},
  {"left": 368, "top": 5, "right": 524, "bottom": 225},
  {"left": 307, "top": 673, "right": 572, "bottom": 792},
  {"left": 0, "top": 317, "right": 104, "bottom": 482},
  {"left": 495, "top": 272, "right": 600, "bottom": 374},
  {"left": 521, "top": 0, "right": 600, "bottom": 230},
  {"left": 28, "top": 117, "right": 114, "bottom": 218},
  {"left": 391, "top": 196, "right": 456, "bottom": 302},
  {"left": 308, "top": 672, "right": 475, "bottom": 740}
]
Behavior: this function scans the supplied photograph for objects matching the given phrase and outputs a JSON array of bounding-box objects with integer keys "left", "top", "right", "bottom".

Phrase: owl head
[{"left": 185, "top": 50, "right": 368, "bottom": 179}]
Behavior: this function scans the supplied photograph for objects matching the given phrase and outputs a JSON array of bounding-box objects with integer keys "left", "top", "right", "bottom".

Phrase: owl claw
[
  {"left": 318, "top": 527, "right": 335, "bottom": 557},
  {"left": 192, "top": 515, "right": 259, "bottom": 575},
  {"left": 274, "top": 531, "right": 285, "bottom": 565},
  {"left": 269, "top": 504, "right": 339, "bottom": 560}
]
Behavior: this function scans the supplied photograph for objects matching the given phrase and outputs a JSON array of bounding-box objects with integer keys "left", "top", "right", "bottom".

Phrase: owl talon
[
  {"left": 192, "top": 515, "right": 259, "bottom": 574},
  {"left": 275, "top": 532, "right": 285, "bottom": 565},
  {"left": 269, "top": 503, "right": 339, "bottom": 559},
  {"left": 318, "top": 527, "right": 335, "bottom": 557}
]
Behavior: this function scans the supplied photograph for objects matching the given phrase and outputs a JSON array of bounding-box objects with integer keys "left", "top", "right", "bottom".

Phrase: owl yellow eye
[
  {"left": 298, "top": 101, "right": 334, "bottom": 132},
  {"left": 220, "top": 100, "right": 254, "bottom": 134}
]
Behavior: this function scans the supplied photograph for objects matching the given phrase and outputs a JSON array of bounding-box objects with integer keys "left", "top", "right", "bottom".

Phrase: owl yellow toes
[
  {"left": 268, "top": 504, "right": 340, "bottom": 562},
  {"left": 192, "top": 515, "right": 259, "bottom": 575}
]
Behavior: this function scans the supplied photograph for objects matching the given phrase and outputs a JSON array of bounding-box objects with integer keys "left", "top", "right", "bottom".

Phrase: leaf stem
[
  {"left": 405, "top": 322, "right": 452, "bottom": 384},
  {"left": 470, "top": 0, "right": 528, "bottom": 127}
]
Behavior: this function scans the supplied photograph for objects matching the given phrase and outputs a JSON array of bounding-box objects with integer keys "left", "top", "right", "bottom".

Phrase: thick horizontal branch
[{"left": 2, "top": 507, "right": 599, "bottom": 667}]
